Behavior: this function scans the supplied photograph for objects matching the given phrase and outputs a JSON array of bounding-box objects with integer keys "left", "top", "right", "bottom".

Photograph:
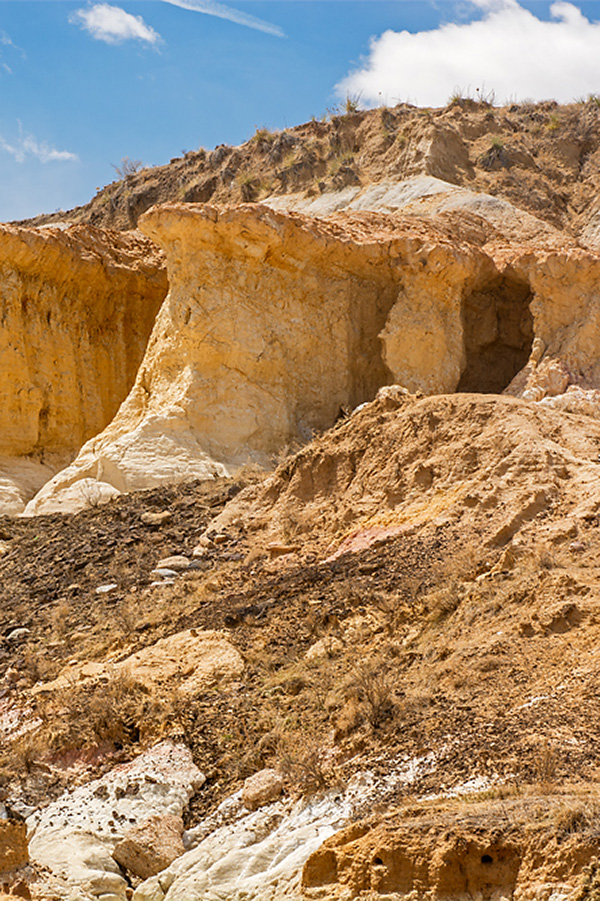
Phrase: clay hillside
[{"left": 3, "top": 100, "right": 600, "bottom": 901}]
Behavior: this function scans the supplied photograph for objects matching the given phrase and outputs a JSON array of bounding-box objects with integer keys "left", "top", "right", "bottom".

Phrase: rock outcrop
[
  {"left": 0, "top": 223, "right": 167, "bottom": 514},
  {"left": 23, "top": 189, "right": 600, "bottom": 515},
  {"left": 22, "top": 202, "right": 498, "bottom": 513},
  {"left": 28, "top": 742, "right": 203, "bottom": 901}
]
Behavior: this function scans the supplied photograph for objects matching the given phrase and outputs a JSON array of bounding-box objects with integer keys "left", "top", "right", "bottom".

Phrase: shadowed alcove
[{"left": 457, "top": 274, "right": 534, "bottom": 394}]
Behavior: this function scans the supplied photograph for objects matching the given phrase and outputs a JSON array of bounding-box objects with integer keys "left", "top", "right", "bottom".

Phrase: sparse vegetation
[{"left": 111, "top": 156, "right": 144, "bottom": 180}]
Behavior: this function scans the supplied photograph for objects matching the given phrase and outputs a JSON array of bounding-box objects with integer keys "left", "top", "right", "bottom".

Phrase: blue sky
[{"left": 2, "top": 0, "right": 600, "bottom": 222}]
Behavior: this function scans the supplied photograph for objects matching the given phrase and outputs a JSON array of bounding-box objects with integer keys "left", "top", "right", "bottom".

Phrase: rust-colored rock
[
  {"left": 0, "top": 222, "right": 167, "bottom": 513},
  {"left": 0, "top": 820, "right": 28, "bottom": 875},
  {"left": 112, "top": 814, "right": 185, "bottom": 880}
]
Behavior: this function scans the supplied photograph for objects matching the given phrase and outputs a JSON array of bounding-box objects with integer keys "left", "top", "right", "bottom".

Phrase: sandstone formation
[
  {"left": 32, "top": 629, "right": 244, "bottom": 696},
  {"left": 24, "top": 186, "right": 600, "bottom": 515},
  {"left": 0, "top": 223, "right": 167, "bottom": 514},
  {"left": 28, "top": 742, "right": 203, "bottom": 901},
  {"left": 301, "top": 808, "right": 600, "bottom": 900}
]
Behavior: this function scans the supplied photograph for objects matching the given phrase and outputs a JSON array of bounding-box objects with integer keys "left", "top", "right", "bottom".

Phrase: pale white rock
[
  {"left": 150, "top": 569, "right": 179, "bottom": 580},
  {"left": 27, "top": 742, "right": 204, "bottom": 901},
  {"left": 24, "top": 418, "right": 228, "bottom": 516},
  {"left": 24, "top": 477, "right": 120, "bottom": 518},
  {"left": 0, "top": 454, "right": 63, "bottom": 517},
  {"left": 156, "top": 556, "right": 190, "bottom": 572},
  {"left": 132, "top": 794, "right": 348, "bottom": 901}
]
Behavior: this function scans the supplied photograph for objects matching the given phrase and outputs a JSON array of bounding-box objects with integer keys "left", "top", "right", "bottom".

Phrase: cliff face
[
  {"left": 0, "top": 223, "right": 167, "bottom": 513},
  {"left": 24, "top": 203, "right": 503, "bottom": 514},
  {"left": 25, "top": 189, "right": 600, "bottom": 516}
]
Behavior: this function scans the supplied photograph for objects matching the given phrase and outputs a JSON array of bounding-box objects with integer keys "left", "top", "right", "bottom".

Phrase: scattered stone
[
  {"left": 5, "top": 630, "right": 30, "bottom": 643},
  {"left": 150, "top": 568, "right": 179, "bottom": 579},
  {"left": 150, "top": 580, "right": 175, "bottom": 588},
  {"left": 267, "top": 543, "right": 300, "bottom": 559},
  {"left": 305, "top": 636, "right": 343, "bottom": 662},
  {"left": 191, "top": 545, "right": 208, "bottom": 558},
  {"left": 0, "top": 543, "right": 9, "bottom": 557},
  {"left": 112, "top": 814, "right": 186, "bottom": 880},
  {"left": 95, "top": 584, "right": 118, "bottom": 594},
  {"left": 212, "top": 533, "right": 229, "bottom": 545},
  {"left": 241, "top": 769, "right": 284, "bottom": 811},
  {"left": 141, "top": 511, "right": 173, "bottom": 526},
  {"left": 156, "top": 556, "right": 191, "bottom": 572}
]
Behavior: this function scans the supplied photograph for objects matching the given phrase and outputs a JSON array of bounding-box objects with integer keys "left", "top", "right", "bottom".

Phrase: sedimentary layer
[{"left": 0, "top": 223, "right": 167, "bottom": 512}]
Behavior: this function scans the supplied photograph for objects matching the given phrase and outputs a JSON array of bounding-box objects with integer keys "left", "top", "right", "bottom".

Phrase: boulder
[
  {"left": 242, "top": 769, "right": 284, "bottom": 811},
  {"left": 112, "top": 814, "right": 185, "bottom": 880}
]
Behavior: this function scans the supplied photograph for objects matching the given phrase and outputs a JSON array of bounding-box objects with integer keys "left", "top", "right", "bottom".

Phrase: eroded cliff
[
  {"left": 0, "top": 223, "right": 167, "bottom": 513},
  {"left": 25, "top": 188, "right": 600, "bottom": 515}
]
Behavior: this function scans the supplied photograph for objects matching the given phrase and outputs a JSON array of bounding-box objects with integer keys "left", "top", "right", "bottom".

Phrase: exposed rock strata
[
  {"left": 0, "top": 223, "right": 167, "bottom": 513},
  {"left": 28, "top": 741, "right": 203, "bottom": 901},
  {"left": 25, "top": 194, "right": 600, "bottom": 515},
  {"left": 23, "top": 202, "right": 499, "bottom": 513}
]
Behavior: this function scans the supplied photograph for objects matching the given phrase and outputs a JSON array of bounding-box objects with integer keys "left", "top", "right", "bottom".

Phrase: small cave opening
[
  {"left": 457, "top": 275, "right": 534, "bottom": 394},
  {"left": 481, "top": 854, "right": 494, "bottom": 865}
]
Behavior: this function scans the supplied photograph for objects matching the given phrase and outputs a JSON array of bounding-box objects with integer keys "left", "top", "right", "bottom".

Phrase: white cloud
[
  {"left": 338, "top": 0, "right": 600, "bottom": 107},
  {"left": 0, "top": 29, "right": 25, "bottom": 73},
  {"left": 160, "top": 0, "right": 284, "bottom": 37},
  {"left": 0, "top": 125, "right": 78, "bottom": 164},
  {"left": 69, "top": 4, "right": 161, "bottom": 45}
]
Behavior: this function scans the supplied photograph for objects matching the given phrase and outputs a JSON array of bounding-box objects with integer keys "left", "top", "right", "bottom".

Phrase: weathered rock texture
[
  {"left": 21, "top": 202, "right": 504, "bottom": 512},
  {"left": 33, "top": 629, "right": 244, "bottom": 696},
  {"left": 301, "top": 809, "right": 600, "bottom": 900},
  {"left": 0, "top": 820, "right": 28, "bottom": 875},
  {"left": 28, "top": 742, "right": 203, "bottom": 901},
  {"left": 112, "top": 815, "right": 185, "bottom": 881},
  {"left": 25, "top": 192, "right": 600, "bottom": 515},
  {"left": 0, "top": 223, "right": 167, "bottom": 513}
]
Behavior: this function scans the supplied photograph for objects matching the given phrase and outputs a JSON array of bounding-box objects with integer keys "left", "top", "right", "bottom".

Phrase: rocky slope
[
  {"left": 4, "top": 100, "right": 600, "bottom": 900},
  {"left": 15, "top": 98, "right": 600, "bottom": 248}
]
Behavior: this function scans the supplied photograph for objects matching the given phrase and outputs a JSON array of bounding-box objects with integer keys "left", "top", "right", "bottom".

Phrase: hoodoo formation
[{"left": 5, "top": 101, "right": 600, "bottom": 900}]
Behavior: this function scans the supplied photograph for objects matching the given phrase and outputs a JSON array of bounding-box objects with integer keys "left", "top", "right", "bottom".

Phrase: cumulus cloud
[
  {"left": 160, "top": 0, "right": 284, "bottom": 37},
  {"left": 69, "top": 4, "right": 161, "bottom": 45},
  {"left": 338, "top": 0, "right": 600, "bottom": 107},
  {"left": 0, "top": 125, "right": 78, "bottom": 164}
]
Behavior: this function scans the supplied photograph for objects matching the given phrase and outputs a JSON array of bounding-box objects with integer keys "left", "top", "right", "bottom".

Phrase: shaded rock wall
[
  {"left": 0, "top": 223, "right": 166, "bottom": 457},
  {"left": 0, "top": 223, "right": 167, "bottom": 513}
]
